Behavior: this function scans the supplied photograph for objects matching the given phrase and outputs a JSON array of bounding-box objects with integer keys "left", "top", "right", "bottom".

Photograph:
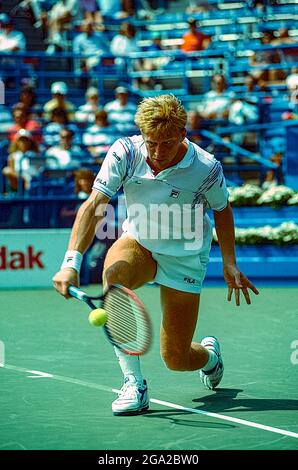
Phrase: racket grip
[{"left": 68, "top": 286, "right": 88, "bottom": 301}]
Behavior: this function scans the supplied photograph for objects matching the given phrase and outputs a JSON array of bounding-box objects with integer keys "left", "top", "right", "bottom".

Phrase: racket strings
[{"left": 103, "top": 288, "right": 151, "bottom": 354}]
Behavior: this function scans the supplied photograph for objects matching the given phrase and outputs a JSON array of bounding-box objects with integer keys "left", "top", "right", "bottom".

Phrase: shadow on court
[
  {"left": 192, "top": 388, "right": 298, "bottom": 413},
  {"left": 143, "top": 410, "right": 235, "bottom": 429}
]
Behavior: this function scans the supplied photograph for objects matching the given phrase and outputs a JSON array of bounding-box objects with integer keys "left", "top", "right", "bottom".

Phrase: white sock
[
  {"left": 202, "top": 349, "right": 218, "bottom": 372},
  {"left": 114, "top": 347, "right": 144, "bottom": 383}
]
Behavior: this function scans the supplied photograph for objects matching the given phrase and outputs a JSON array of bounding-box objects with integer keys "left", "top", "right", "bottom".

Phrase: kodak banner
[{"left": 0, "top": 229, "right": 71, "bottom": 288}]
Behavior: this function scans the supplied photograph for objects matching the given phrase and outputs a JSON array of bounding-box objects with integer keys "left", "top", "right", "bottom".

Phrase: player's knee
[
  {"left": 103, "top": 265, "right": 133, "bottom": 289},
  {"left": 161, "top": 348, "right": 189, "bottom": 371}
]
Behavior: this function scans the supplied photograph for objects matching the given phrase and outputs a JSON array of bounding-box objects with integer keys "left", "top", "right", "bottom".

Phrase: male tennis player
[{"left": 53, "top": 94, "right": 259, "bottom": 416}]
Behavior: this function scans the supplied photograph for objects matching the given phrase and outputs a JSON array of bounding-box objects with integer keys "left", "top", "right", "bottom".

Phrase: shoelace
[{"left": 119, "top": 380, "right": 141, "bottom": 399}]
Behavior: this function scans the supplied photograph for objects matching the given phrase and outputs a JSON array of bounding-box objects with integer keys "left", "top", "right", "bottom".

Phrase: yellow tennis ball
[{"left": 88, "top": 308, "right": 108, "bottom": 327}]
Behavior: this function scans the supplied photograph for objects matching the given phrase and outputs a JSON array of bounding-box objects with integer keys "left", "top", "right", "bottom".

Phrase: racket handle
[{"left": 68, "top": 286, "right": 89, "bottom": 301}]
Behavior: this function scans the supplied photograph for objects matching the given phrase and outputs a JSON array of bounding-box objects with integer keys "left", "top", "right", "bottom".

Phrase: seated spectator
[
  {"left": 0, "top": 14, "right": 26, "bottom": 53},
  {"left": 197, "top": 74, "right": 234, "bottom": 120},
  {"left": 43, "top": 81, "right": 75, "bottom": 121},
  {"left": 104, "top": 86, "right": 137, "bottom": 134},
  {"left": 97, "top": 0, "right": 132, "bottom": 19},
  {"left": 250, "top": 30, "right": 285, "bottom": 85},
  {"left": 229, "top": 75, "right": 259, "bottom": 126},
  {"left": 45, "top": 127, "right": 82, "bottom": 168},
  {"left": 186, "top": 110, "right": 202, "bottom": 145},
  {"left": 13, "top": 83, "right": 41, "bottom": 120},
  {"left": 73, "top": 19, "right": 109, "bottom": 72},
  {"left": 83, "top": 109, "right": 118, "bottom": 159},
  {"left": 181, "top": 18, "right": 211, "bottom": 53},
  {"left": 0, "top": 14, "right": 27, "bottom": 87},
  {"left": 281, "top": 72, "right": 298, "bottom": 120},
  {"left": 79, "top": 0, "right": 103, "bottom": 23},
  {"left": 75, "top": 87, "right": 101, "bottom": 124},
  {"left": 2, "top": 129, "right": 41, "bottom": 191},
  {"left": 59, "top": 167, "right": 95, "bottom": 226},
  {"left": 228, "top": 74, "right": 259, "bottom": 145},
  {"left": 110, "top": 22, "right": 140, "bottom": 58},
  {"left": 8, "top": 103, "right": 41, "bottom": 144},
  {"left": 43, "top": 107, "right": 80, "bottom": 147},
  {"left": 45, "top": 0, "right": 81, "bottom": 52}
]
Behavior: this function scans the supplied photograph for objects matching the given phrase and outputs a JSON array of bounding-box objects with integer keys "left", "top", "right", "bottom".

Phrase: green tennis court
[{"left": 0, "top": 285, "right": 297, "bottom": 450}]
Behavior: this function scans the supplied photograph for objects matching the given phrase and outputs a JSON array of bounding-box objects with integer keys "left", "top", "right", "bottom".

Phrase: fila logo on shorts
[
  {"left": 170, "top": 189, "right": 180, "bottom": 198},
  {"left": 184, "top": 277, "right": 197, "bottom": 284}
]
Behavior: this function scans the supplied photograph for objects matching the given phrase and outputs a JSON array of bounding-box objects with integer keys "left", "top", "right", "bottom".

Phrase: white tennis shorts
[{"left": 151, "top": 249, "right": 211, "bottom": 294}]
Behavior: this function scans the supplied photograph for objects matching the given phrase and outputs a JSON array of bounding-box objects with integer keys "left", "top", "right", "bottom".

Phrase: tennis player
[{"left": 53, "top": 94, "right": 259, "bottom": 416}]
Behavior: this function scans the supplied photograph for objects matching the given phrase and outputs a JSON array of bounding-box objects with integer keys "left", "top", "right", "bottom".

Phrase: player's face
[{"left": 143, "top": 130, "right": 187, "bottom": 172}]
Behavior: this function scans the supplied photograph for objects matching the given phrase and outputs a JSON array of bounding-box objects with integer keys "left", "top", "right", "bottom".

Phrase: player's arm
[
  {"left": 53, "top": 190, "right": 110, "bottom": 297},
  {"left": 213, "top": 202, "right": 259, "bottom": 306}
]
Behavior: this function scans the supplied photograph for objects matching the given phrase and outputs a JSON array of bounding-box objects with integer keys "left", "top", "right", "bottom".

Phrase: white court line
[{"left": 3, "top": 363, "right": 298, "bottom": 440}]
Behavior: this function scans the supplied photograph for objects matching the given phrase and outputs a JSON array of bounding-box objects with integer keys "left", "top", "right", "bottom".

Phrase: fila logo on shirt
[{"left": 170, "top": 189, "right": 180, "bottom": 198}]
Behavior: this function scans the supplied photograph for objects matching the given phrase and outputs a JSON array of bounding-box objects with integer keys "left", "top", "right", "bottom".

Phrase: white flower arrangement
[
  {"left": 256, "top": 186, "right": 295, "bottom": 208},
  {"left": 228, "top": 184, "right": 297, "bottom": 208},
  {"left": 213, "top": 222, "right": 298, "bottom": 245}
]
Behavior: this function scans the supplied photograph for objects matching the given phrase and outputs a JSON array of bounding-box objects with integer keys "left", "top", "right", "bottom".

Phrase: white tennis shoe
[
  {"left": 112, "top": 375, "right": 149, "bottom": 416},
  {"left": 199, "top": 336, "right": 224, "bottom": 390}
]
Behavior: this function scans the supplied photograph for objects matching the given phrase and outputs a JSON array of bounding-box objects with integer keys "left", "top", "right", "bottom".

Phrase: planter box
[{"left": 207, "top": 244, "right": 298, "bottom": 280}]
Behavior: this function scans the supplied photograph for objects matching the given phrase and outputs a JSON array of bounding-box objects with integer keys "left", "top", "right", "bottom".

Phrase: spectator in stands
[
  {"left": 186, "top": 110, "right": 202, "bottom": 145},
  {"left": 250, "top": 30, "right": 285, "bottom": 85},
  {"left": 45, "top": 127, "right": 82, "bottom": 168},
  {"left": 0, "top": 14, "right": 27, "bottom": 87},
  {"left": 227, "top": 74, "right": 259, "bottom": 146},
  {"left": 73, "top": 19, "right": 109, "bottom": 72},
  {"left": 43, "top": 81, "right": 75, "bottom": 121},
  {"left": 43, "top": 107, "right": 80, "bottom": 147},
  {"left": 79, "top": 0, "right": 103, "bottom": 23},
  {"left": 181, "top": 18, "right": 211, "bottom": 54},
  {"left": 281, "top": 72, "right": 298, "bottom": 120},
  {"left": 8, "top": 103, "right": 41, "bottom": 145},
  {"left": 272, "top": 28, "right": 298, "bottom": 63},
  {"left": 45, "top": 0, "right": 80, "bottom": 53},
  {"left": 0, "top": 14, "right": 26, "bottom": 53},
  {"left": 197, "top": 74, "right": 234, "bottom": 120},
  {"left": 2, "top": 129, "right": 41, "bottom": 191},
  {"left": 110, "top": 22, "right": 140, "bottom": 58},
  {"left": 59, "top": 167, "right": 95, "bottom": 227},
  {"left": 97, "top": 0, "right": 134, "bottom": 19},
  {"left": 13, "top": 84, "right": 41, "bottom": 121},
  {"left": 83, "top": 109, "right": 118, "bottom": 159},
  {"left": 75, "top": 87, "right": 100, "bottom": 124},
  {"left": 104, "top": 86, "right": 137, "bottom": 134},
  {"left": 229, "top": 75, "right": 259, "bottom": 127}
]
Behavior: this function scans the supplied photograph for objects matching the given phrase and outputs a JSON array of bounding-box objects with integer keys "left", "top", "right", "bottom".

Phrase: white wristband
[{"left": 60, "top": 250, "right": 83, "bottom": 273}]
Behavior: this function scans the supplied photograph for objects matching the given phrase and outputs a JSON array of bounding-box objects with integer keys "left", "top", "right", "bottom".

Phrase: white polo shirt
[{"left": 93, "top": 135, "right": 228, "bottom": 256}]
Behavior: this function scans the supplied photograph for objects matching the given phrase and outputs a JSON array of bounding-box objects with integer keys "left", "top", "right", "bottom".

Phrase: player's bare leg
[
  {"left": 103, "top": 234, "right": 157, "bottom": 291},
  {"left": 160, "top": 285, "right": 224, "bottom": 388},
  {"left": 102, "top": 235, "right": 157, "bottom": 415},
  {"left": 160, "top": 286, "right": 208, "bottom": 370}
]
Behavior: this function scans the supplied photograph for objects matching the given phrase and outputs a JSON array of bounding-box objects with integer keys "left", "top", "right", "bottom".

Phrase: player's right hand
[{"left": 52, "top": 268, "right": 79, "bottom": 298}]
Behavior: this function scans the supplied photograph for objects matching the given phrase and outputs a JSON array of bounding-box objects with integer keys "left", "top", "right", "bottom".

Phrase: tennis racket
[{"left": 68, "top": 285, "right": 152, "bottom": 356}]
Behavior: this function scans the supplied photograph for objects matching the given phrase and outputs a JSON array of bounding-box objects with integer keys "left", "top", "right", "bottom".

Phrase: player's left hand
[{"left": 223, "top": 264, "right": 259, "bottom": 306}]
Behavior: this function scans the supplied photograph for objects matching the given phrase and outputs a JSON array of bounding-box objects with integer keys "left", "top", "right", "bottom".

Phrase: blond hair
[{"left": 135, "top": 94, "right": 187, "bottom": 137}]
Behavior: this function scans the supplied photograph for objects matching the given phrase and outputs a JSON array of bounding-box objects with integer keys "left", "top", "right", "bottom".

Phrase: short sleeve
[
  {"left": 92, "top": 138, "right": 129, "bottom": 198},
  {"left": 204, "top": 161, "right": 229, "bottom": 211}
]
